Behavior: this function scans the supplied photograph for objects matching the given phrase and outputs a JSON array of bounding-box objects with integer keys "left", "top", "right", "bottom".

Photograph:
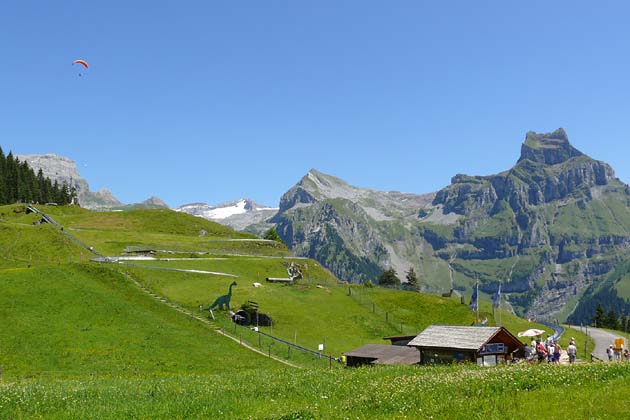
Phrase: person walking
[
  {"left": 547, "top": 341, "right": 555, "bottom": 364},
  {"left": 567, "top": 342, "right": 577, "bottom": 364},
  {"left": 607, "top": 345, "right": 615, "bottom": 362},
  {"left": 553, "top": 341, "right": 562, "bottom": 365}
]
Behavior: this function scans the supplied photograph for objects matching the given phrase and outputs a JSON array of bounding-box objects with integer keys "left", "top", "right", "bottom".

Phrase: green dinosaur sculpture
[{"left": 207, "top": 281, "right": 237, "bottom": 311}]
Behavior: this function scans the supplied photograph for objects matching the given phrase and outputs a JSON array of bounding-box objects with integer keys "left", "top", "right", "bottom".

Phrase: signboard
[{"left": 480, "top": 343, "right": 506, "bottom": 354}]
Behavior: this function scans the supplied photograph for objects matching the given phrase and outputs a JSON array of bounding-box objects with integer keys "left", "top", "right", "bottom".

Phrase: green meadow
[{"left": 0, "top": 204, "right": 620, "bottom": 418}]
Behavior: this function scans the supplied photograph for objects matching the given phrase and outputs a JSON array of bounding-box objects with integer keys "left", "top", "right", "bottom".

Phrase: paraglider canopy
[{"left": 72, "top": 59, "right": 89, "bottom": 68}]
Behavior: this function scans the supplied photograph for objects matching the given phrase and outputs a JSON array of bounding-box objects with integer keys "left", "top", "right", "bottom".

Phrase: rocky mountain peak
[
  {"left": 518, "top": 128, "right": 584, "bottom": 165},
  {"left": 142, "top": 196, "right": 169, "bottom": 208},
  {"left": 17, "top": 153, "right": 123, "bottom": 209}
]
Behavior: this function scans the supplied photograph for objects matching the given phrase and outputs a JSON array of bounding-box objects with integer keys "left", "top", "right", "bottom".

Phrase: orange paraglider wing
[{"left": 72, "top": 59, "right": 89, "bottom": 69}]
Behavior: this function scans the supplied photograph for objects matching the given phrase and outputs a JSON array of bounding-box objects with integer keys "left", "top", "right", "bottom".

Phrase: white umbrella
[{"left": 517, "top": 328, "right": 546, "bottom": 337}]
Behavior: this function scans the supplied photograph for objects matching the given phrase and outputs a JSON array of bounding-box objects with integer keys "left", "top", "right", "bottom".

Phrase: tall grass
[{"left": 1, "top": 363, "right": 629, "bottom": 419}]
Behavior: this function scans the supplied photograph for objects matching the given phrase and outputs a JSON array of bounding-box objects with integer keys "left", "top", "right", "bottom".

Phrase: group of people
[
  {"left": 606, "top": 344, "right": 630, "bottom": 362},
  {"left": 523, "top": 335, "right": 630, "bottom": 364},
  {"left": 523, "top": 335, "right": 578, "bottom": 364}
]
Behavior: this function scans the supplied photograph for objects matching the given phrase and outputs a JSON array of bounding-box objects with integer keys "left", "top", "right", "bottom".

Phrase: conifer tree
[
  {"left": 0, "top": 146, "right": 6, "bottom": 204},
  {"left": 593, "top": 303, "right": 605, "bottom": 327},
  {"left": 378, "top": 268, "right": 401, "bottom": 287},
  {"left": 405, "top": 267, "right": 419, "bottom": 291},
  {"left": 0, "top": 146, "right": 72, "bottom": 205},
  {"left": 605, "top": 309, "right": 619, "bottom": 330}
]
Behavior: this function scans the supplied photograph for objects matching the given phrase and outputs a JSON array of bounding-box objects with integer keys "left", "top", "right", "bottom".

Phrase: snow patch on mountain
[{"left": 177, "top": 199, "right": 278, "bottom": 226}]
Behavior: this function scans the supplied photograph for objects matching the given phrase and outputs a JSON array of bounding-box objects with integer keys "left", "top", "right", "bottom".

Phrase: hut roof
[
  {"left": 344, "top": 344, "right": 420, "bottom": 365},
  {"left": 408, "top": 325, "right": 509, "bottom": 351}
]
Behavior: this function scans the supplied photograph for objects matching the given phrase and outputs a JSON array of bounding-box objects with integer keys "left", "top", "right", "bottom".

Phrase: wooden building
[
  {"left": 343, "top": 344, "right": 421, "bottom": 367},
  {"left": 383, "top": 334, "right": 417, "bottom": 346},
  {"left": 407, "top": 325, "right": 524, "bottom": 366}
]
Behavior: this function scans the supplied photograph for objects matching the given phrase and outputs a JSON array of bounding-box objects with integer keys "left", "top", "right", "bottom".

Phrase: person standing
[
  {"left": 553, "top": 341, "right": 562, "bottom": 365},
  {"left": 607, "top": 345, "right": 615, "bottom": 362},
  {"left": 567, "top": 342, "right": 577, "bottom": 364}
]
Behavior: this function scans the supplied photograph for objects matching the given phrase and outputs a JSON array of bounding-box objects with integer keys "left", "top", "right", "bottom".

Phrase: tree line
[
  {"left": 592, "top": 303, "right": 630, "bottom": 332},
  {"left": 0, "top": 146, "right": 76, "bottom": 205}
]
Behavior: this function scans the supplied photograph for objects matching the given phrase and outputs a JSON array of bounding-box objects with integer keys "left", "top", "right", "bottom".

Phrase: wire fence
[
  {"left": 211, "top": 313, "right": 340, "bottom": 369},
  {"left": 344, "top": 286, "right": 421, "bottom": 337}
]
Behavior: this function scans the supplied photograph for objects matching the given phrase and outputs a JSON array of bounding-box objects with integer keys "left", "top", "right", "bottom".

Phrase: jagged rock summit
[{"left": 519, "top": 128, "right": 584, "bottom": 165}]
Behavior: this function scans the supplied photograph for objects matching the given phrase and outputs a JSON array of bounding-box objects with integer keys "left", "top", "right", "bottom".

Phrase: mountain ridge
[{"left": 272, "top": 129, "right": 630, "bottom": 323}]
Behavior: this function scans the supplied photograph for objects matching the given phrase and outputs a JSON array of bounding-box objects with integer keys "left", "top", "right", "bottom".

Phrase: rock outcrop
[{"left": 16, "top": 154, "right": 123, "bottom": 209}]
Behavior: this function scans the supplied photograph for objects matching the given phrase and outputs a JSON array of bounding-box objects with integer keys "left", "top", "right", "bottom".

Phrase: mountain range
[
  {"left": 16, "top": 154, "right": 169, "bottom": 211},
  {"left": 21, "top": 129, "right": 630, "bottom": 323}
]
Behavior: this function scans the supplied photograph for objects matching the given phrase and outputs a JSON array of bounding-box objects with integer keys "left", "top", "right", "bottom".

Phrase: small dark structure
[
  {"left": 343, "top": 344, "right": 420, "bottom": 367},
  {"left": 231, "top": 300, "right": 273, "bottom": 327},
  {"left": 408, "top": 325, "right": 524, "bottom": 366},
  {"left": 265, "top": 277, "right": 293, "bottom": 283},
  {"left": 383, "top": 334, "right": 417, "bottom": 346}
]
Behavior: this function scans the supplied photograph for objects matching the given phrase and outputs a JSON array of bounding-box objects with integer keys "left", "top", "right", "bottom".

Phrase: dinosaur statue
[{"left": 207, "top": 281, "right": 237, "bottom": 311}]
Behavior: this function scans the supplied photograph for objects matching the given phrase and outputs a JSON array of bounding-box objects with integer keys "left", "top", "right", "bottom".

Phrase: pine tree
[
  {"left": 0, "top": 146, "right": 6, "bottom": 204},
  {"left": 605, "top": 309, "right": 619, "bottom": 330},
  {"left": 263, "top": 227, "right": 282, "bottom": 242},
  {"left": 405, "top": 267, "right": 419, "bottom": 291},
  {"left": 378, "top": 268, "right": 400, "bottom": 287},
  {"left": 594, "top": 303, "right": 606, "bottom": 327},
  {"left": 5, "top": 152, "right": 18, "bottom": 203},
  {"left": 0, "top": 147, "right": 69, "bottom": 205}
]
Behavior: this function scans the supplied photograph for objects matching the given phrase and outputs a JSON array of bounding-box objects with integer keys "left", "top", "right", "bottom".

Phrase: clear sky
[{"left": 3, "top": 1, "right": 630, "bottom": 207}]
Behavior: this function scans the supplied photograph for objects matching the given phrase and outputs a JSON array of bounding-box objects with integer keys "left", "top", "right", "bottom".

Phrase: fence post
[
  {"left": 329, "top": 355, "right": 332, "bottom": 369},
  {"left": 386, "top": 312, "right": 389, "bottom": 322},
  {"left": 288, "top": 345, "right": 291, "bottom": 358},
  {"left": 584, "top": 326, "right": 588, "bottom": 359},
  {"left": 259, "top": 333, "right": 262, "bottom": 348},
  {"left": 268, "top": 344, "right": 271, "bottom": 358}
]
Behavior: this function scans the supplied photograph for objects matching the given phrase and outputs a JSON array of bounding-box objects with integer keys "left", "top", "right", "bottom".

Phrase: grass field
[{"left": 1, "top": 363, "right": 629, "bottom": 419}]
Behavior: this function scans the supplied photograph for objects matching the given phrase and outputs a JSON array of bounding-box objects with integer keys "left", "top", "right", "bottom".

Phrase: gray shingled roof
[
  {"left": 344, "top": 344, "right": 420, "bottom": 365},
  {"left": 407, "top": 325, "right": 502, "bottom": 350}
]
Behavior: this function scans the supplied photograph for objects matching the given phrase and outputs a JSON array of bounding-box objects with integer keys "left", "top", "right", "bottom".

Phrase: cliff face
[
  {"left": 273, "top": 130, "right": 630, "bottom": 323},
  {"left": 16, "top": 154, "right": 123, "bottom": 209}
]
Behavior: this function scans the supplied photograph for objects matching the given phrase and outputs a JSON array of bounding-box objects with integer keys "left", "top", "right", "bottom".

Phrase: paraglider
[
  {"left": 72, "top": 59, "right": 89, "bottom": 68},
  {"left": 72, "top": 59, "right": 89, "bottom": 76}
]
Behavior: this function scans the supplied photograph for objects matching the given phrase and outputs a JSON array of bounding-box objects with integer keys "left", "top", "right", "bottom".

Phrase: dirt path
[{"left": 587, "top": 327, "right": 625, "bottom": 361}]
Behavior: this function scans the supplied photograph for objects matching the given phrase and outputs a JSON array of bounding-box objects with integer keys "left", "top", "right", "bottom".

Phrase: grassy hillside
[
  {"left": 1, "top": 203, "right": 614, "bottom": 419},
  {"left": 0, "top": 204, "right": 551, "bottom": 365},
  {"left": 0, "top": 264, "right": 278, "bottom": 380}
]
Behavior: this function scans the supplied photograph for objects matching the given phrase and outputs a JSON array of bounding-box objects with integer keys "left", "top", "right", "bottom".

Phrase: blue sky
[{"left": 3, "top": 1, "right": 630, "bottom": 207}]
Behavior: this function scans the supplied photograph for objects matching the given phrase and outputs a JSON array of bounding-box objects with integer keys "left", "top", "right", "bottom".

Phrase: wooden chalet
[
  {"left": 383, "top": 334, "right": 417, "bottom": 346},
  {"left": 408, "top": 325, "right": 524, "bottom": 366},
  {"left": 343, "top": 344, "right": 420, "bottom": 367}
]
